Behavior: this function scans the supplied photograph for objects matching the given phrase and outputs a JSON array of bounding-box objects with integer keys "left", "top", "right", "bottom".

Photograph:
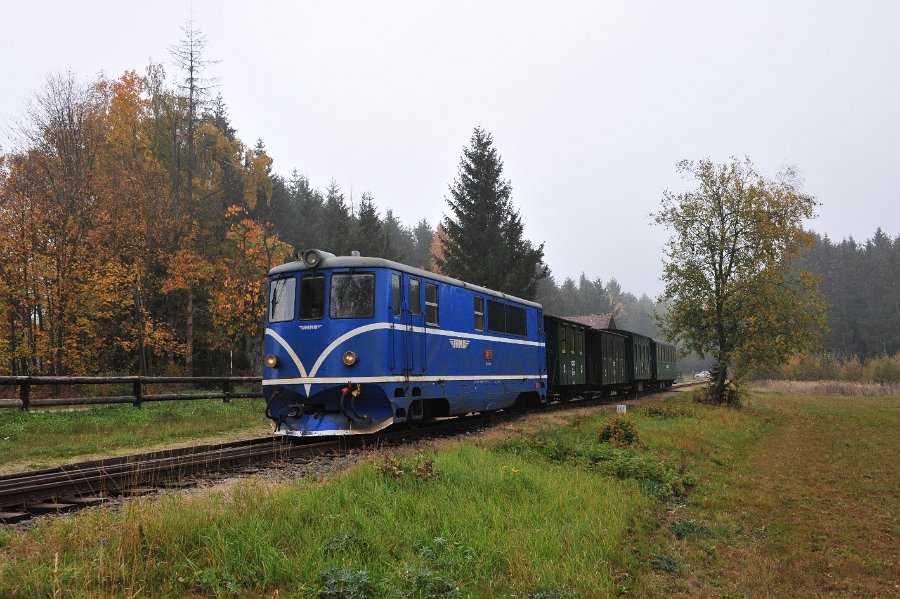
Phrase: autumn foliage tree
[
  {"left": 209, "top": 206, "right": 292, "bottom": 372},
  {"left": 654, "top": 157, "right": 826, "bottom": 404},
  {"left": 0, "top": 26, "right": 441, "bottom": 377}
]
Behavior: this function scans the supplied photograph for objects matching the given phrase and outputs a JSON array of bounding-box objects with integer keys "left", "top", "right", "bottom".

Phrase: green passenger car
[
  {"left": 625, "top": 332, "right": 653, "bottom": 390},
  {"left": 544, "top": 316, "right": 586, "bottom": 387},
  {"left": 585, "top": 329, "right": 627, "bottom": 387},
  {"left": 651, "top": 339, "right": 677, "bottom": 387}
]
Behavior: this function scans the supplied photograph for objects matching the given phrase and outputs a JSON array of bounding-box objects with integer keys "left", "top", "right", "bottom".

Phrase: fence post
[
  {"left": 132, "top": 379, "right": 143, "bottom": 408},
  {"left": 20, "top": 379, "right": 30, "bottom": 411},
  {"left": 223, "top": 379, "right": 232, "bottom": 403}
]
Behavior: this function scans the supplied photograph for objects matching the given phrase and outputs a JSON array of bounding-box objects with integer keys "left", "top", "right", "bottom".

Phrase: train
[{"left": 263, "top": 249, "right": 677, "bottom": 436}]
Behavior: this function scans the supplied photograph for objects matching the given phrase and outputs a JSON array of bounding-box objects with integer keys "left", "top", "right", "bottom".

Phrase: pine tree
[
  {"left": 411, "top": 218, "right": 435, "bottom": 270},
  {"left": 318, "top": 179, "right": 359, "bottom": 255},
  {"left": 436, "top": 127, "right": 547, "bottom": 298},
  {"left": 352, "top": 192, "right": 395, "bottom": 259}
]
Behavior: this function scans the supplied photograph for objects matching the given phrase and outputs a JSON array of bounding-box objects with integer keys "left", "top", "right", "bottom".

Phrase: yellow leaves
[
  {"left": 243, "top": 151, "right": 273, "bottom": 210},
  {"left": 162, "top": 249, "right": 214, "bottom": 293},
  {"left": 208, "top": 208, "right": 292, "bottom": 347}
]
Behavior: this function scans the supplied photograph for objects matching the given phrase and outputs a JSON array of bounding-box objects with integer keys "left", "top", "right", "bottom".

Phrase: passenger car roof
[{"left": 268, "top": 255, "right": 543, "bottom": 309}]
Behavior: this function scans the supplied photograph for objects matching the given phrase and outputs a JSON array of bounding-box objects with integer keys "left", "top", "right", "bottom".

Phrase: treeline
[
  {"left": 0, "top": 29, "right": 669, "bottom": 377},
  {"left": 0, "top": 65, "right": 443, "bottom": 377},
  {"left": 798, "top": 228, "right": 899, "bottom": 359}
]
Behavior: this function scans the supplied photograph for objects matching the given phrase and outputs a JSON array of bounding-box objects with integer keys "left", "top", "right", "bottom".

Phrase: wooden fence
[{"left": 0, "top": 376, "right": 264, "bottom": 410}]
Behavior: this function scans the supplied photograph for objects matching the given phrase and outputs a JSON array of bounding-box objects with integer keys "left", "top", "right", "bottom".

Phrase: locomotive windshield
[
  {"left": 330, "top": 273, "right": 375, "bottom": 319},
  {"left": 269, "top": 277, "right": 296, "bottom": 323},
  {"left": 299, "top": 276, "right": 325, "bottom": 320}
]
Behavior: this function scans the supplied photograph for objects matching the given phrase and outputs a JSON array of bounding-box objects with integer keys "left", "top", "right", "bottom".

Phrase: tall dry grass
[
  {"left": 763, "top": 352, "right": 900, "bottom": 384},
  {"left": 754, "top": 379, "right": 900, "bottom": 397}
]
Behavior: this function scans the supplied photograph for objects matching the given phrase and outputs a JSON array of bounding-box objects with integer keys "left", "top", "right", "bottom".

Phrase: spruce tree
[
  {"left": 437, "top": 127, "right": 547, "bottom": 298},
  {"left": 321, "top": 179, "right": 351, "bottom": 255},
  {"left": 353, "top": 192, "right": 396, "bottom": 259}
]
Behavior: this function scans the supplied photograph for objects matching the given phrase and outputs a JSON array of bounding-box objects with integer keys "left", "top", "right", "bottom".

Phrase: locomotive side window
[
  {"left": 409, "top": 279, "right": 422, "bottom": 316},
  {"left": 507, "top": 305, "right": 527, "bottom": 336},
  {"left": 269, "top": 277, "right": 296, "bottom": 323},
  {"left": 298, "top": 276, "right": 325, "bottom": 320},
  {"left": 474, "top": 296, "right": 484, "bottom": 332},
  {"left": 391, "top": 274, "right": 401, "bottom": 316},
  {"left": 487, "top": 300, "right": 505, "bottom": 333},
  {"left": 330, "top": 273, "right": 375, "bottom": 319},
  {"left": 425, "top": 282, "right": 439, "bottom": 325},
  {"left": 487, "top": 300, "right": 527, "bottom": 335}
]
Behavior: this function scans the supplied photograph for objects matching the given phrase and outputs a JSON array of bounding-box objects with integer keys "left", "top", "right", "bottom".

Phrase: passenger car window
[
  {"left": 474, "top": 296, "right": 484, "bottom": 332},
  {"left": 269, "top": 277, "right": 296, "bottom": 323},
  {"left": 425, "top": 282, "right": 439, "bottom": 326},
  {"left": 409, "top": 278, "right": 421, "bottom": 316},
  {"left": 391, "top": 274, "right": 401, "bottom": 316},
  {"left": 298, "top": 276, "right": 325, "bottom": 320},
  {"left": 330, "top": 273, "right": 375, "bottom": 319}
]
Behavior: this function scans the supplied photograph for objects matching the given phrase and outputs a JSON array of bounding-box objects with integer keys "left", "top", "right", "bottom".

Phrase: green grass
[
  {"left": 0, "top": 391, "right": 896, "bottom": 597},
  {"left": 1, "top": 444, "right": 652, "bottom": 597},
  {"left": 0, "top": 399, "right": 270, "bottom": 472}
]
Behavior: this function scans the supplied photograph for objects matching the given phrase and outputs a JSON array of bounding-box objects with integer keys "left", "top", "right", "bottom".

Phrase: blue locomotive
[{"left": 263, "top": 249, "right": 546, "bottom": 436}]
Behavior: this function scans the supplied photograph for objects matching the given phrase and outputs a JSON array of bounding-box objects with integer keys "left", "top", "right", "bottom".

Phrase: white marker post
[{"left": 616, "top": 404, "right": 627, "bottom": 414}]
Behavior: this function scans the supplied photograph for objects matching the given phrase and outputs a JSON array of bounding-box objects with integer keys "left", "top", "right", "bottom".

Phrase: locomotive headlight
[
  {"left": 342, "top": 350, "right": 358, "bottom": 366},
  {"left": 302, "top": 249, "right": 321, "bottom": 268},
  {"left": 265, "top": 354, "right": 279, "bottom": 369}
]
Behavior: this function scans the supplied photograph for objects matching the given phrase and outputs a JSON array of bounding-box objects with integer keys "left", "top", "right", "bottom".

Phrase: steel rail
[{"left": 0, "top": 383, "right": 695, "bottom": 521}]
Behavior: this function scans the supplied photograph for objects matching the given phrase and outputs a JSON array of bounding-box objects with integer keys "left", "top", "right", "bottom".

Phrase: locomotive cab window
[
  {"left": 474, "top": 296, "right": 484, "bottom": 332},
  {"left": 425, "top": 282, "right": 439, "bottom": 326},
  {"left": 269, "top": 277, "right": 296, "bottom": 323},
  {"left": 330, "top": 273, "right": 375, "bottom": 319},
  {"left": 298, "top": 275, "right": 325, "bottom": 320},
  {"left": 409, "top": 278, "right": 422, "bottom": 316}
]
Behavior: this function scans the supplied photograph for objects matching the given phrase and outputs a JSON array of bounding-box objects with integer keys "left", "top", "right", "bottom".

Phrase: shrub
[
  {"left": 649, "top": 553, "right": 680, "bottom": 573},
  {"left": 317, "top": 568, "right": 372, "bottom": 599},
  {"left": 374, "top": 454, "right": 440, "bottom": 481},
  {"left": 374, "top": 454, "right": 405, "bottom": 478},
  {"left": 670, "top": 519, "right": 713, "bottom": 540},
  {"left": 412, "top": 457, "right": 438, "bottom": 481},
  {"left": 400, "top": 566, "right": 461, "bottom": 598},
  {"left": 599, "top": 416, "right": 640, "bottom": 448}
]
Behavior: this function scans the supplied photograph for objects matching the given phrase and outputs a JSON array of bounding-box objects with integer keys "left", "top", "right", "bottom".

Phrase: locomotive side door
[
  {"left": 390, "top": 272, "right": 404, "bottom": 375},
  {"left": 406, "top": 275, "right": 426, "bottom": 378}
]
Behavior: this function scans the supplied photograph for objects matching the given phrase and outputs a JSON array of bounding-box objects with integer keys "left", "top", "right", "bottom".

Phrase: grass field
[
  {"left": 0, "top": 390, "right": 896, "bottom": 597},
  {"left": 0, "top": 399, "right": 271, "bottom": 473}
]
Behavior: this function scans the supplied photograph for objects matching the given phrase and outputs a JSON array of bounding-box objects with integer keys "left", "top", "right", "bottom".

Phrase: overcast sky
[{"left": 2, "top": 1, "right": 897, "bottom": 296}]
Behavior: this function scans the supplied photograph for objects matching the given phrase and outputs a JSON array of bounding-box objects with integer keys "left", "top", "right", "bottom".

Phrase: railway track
[{"left": 0, "top": 383, "right": 696, "bottom": 524}]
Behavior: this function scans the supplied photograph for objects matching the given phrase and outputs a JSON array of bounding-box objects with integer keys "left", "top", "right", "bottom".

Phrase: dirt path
[{"left": 647, "top": 392, "right": 899, "bottom": 598}]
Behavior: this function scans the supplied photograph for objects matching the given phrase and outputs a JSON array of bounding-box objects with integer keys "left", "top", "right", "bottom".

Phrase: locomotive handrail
[{"left": 0, "top": 376, "right": 263, "bottom": 411}]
